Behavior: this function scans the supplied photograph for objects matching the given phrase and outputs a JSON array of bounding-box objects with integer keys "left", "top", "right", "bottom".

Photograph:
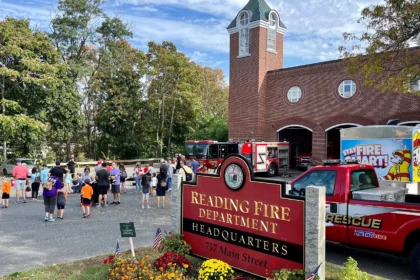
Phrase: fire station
[{"left": 227, "top": 0, "right": 420, "bottom": 168}]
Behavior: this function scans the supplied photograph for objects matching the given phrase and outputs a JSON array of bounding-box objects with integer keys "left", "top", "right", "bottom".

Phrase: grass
[{"left": 0, "top": 247, "right": 385, "bottom": 280}]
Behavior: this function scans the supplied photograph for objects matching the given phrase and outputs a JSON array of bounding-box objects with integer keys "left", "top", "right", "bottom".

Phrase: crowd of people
[{"left": 0, "top": 154, "right": 201, "bottom": 221}]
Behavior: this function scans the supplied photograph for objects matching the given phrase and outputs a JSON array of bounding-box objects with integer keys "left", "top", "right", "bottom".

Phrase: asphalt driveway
[{"left": 0, "top": 185, "right": 172, "bottom": 277}]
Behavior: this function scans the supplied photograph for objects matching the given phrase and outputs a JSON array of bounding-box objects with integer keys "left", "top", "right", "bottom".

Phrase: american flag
[
  {"left": 305, "top": 263, "right": 322, "bottom": 280},
  {"left": 114, "top": 240, "right": 121, "bottom": 256},
  {"left": 152, "top": 228, "right": 163, "bottom": 251}
]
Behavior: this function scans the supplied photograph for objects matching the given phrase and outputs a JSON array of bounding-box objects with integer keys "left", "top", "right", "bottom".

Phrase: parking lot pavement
[
  {"left": 0, "top": 186, "right": 172, "bottom": 277},
  {"left": 327, "top": 242, "right": 415, "bottom": 280}
]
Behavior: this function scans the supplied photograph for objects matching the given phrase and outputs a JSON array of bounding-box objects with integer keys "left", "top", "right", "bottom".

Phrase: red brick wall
[
  {"left": 229, "top": 23, "right": 420, "bottom": 165},
  {"left": 228, "top": 27, "right": 283, "bottom": 141},
  {"left": 264, "top": 60, "right": 420, "bottom": 163}
]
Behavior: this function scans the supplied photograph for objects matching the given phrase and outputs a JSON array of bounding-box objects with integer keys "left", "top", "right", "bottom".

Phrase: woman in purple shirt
[{"left": 43, "top": 171, "right": 63, "bottom": 222}]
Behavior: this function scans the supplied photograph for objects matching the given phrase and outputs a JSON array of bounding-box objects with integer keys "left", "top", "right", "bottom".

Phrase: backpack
[
  {"left": 44, "top": 179, "right": 54, "bottom": 191},
  {"left": 135, "top": 167, "right": 143, "bottom": 176},
  {"left": 182, "top": 167, "right": 193, "bottom": 182},
  {"left": 121, "top": 170, "right": 127, "bottom": 179},
  {"left": 160, "top": 171, "right": 168, "bottom": 188},
  {"left": 35, "top": 174, "right": 41, "bottom": 183}
]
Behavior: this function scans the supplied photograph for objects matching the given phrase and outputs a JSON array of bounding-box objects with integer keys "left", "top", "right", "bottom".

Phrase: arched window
[
  {"left": 238, "top": 12, "right": 249, "bottom": 56},
  {"left": 268, "top": 13, "right": 277, "bottom": 51}
]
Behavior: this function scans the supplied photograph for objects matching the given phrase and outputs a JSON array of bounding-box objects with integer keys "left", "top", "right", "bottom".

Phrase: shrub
[
  {"left": 342, "top": 257, "right": 370, "bottom": 280},
  {"left": 267, "top": 268, "right": 318, "bottom": 280},
  {"left": 158, "top": 232, "right": 191, "bottom": 255},
  {"left": 198, "top": 259, "right": 234, "bottom": 280},
  {"left": 153, "top": 252, "right": 191, "bottom": 271}
]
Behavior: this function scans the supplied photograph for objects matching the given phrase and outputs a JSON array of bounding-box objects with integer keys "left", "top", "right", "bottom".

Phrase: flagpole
[{"left": 129, "top": 237, "right": 135, "bottom": 257}]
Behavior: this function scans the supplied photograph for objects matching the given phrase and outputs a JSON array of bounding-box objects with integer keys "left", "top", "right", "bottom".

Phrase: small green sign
[{"left": 120, "top": 222, "right": 136, "bottom": 237}]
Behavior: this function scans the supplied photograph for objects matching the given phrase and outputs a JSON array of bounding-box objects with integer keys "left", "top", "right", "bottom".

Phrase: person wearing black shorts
[{"left": 95, "top": 162, "right": 109, "bottom": 207}]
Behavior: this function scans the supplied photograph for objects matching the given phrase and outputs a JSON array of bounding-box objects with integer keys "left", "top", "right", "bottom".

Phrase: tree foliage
[
  {"left": 340, "top": 0, "right": 420, "bottom": 94},
  {"left": 0, "top": 18, "right": 64, "bottom": 157},
  {"left": 1, "top": 0, "right": 229, "bottom": 160},
  {"left": 50, "top": 0, "right": 132, "bottom": 158}
]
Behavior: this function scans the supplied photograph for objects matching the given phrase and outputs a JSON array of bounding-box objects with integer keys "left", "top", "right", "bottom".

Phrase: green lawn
[{"left": 0, "top": 247, "right": 384, "bottom": 280}]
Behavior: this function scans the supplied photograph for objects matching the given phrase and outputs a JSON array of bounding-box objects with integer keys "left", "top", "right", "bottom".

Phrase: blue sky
[{"left": 0, "top": 0, "right": 383, "bottom": 80}]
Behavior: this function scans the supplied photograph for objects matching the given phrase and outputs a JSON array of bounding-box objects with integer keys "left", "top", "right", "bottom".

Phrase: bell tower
[{"left": 227, "top": 0, "right": 286, "bottom": 141}]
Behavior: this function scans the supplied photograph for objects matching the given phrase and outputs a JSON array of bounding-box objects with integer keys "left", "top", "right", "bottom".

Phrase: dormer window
[
  {"left": 238, "top": 11, "right": 250, "bottom": 56},
  {"left": 268, "top": 12, "right": 277, "bottom": 51}
]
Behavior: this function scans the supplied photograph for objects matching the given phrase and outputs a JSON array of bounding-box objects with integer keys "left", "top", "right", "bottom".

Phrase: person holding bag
[
  {"left": 177, "top": 161, "right": 194, "bottom": 182},
  {"left": 43, "top": 171, "right": 63, "bottom": 222}
]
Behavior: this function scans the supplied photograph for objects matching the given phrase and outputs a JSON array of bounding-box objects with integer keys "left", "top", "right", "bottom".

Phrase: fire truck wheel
[
  {"left": 410, "top": 243, "right": 420, "bottom": 278},
  {"left": 267, "top": 163, "right": 277, "bottom": 177}
]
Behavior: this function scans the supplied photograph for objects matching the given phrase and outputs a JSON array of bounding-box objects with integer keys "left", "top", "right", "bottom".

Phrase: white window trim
[
  {"left": 267, "top": 11, "right": 277, "bottom": 52},
  {"left": 237, "top": 11, "right": 250, "bottom": 57},
  {"left": 237, "top": 54, "right": 251, "bottom": 59},
  {"left": 227, "top": 20, "right": 286, "bottom": 35},
  {"left": 287, "top": 86, "right": 302, "bottom": 103},
  {"left": 338, "top": 80, "right": 357, "bottom": 98}
]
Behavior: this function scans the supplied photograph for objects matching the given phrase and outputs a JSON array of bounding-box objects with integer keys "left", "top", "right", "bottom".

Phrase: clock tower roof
[{"left": 227, "top": 0, "right": 286, "bottom": 30}]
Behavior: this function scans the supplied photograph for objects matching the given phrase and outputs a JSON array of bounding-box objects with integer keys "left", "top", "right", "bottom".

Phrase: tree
[
  {"left": 0, "top": 18, "right": 64, "bottom": 159},
  {"left": 50, "top": 0, "right": 132, "bottom": 158},
  {"left": 147, "top": 41, "right": 201, "bottom": 156},
  {"left": 340, "top": 0, "right": 420, "bottom": 94},
  {"left": 94, "top": 40, "right": 148, "bottom": 159},
  {"left": 196, "top": 65, "right": 229, "bottom": 120}
]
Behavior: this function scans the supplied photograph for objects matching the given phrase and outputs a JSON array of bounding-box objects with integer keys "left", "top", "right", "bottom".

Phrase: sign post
[
  {"left": 120, "top": 222, "right": 136, "bottom": 257},
  {"left": 181, "top": 155, "right": 305, "bottom": 277}
]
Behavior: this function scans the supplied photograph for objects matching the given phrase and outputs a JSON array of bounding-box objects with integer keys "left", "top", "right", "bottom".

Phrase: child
[
  {"left": 72, "top": 173, "right": 80, "bottom": 193},
  {"left": 31, "top": 167, "right": 41, "bottom": 200},
  {"left": 81, "top": 179, "right": 94, "bottom": 219},
  {"left": 151, "top": 172, "right": 157, "bottom": 189},
  {"left": 65, "top": 173, "right": 72, "bottom": 193},
  {"left": 1, "top": 177, "right": 11, "bottom": 208},
  {"left": 25, "top": 186, "right": 32, "bottom": 199},
  {"left": 56, "top": 188, "right": 67, "bottom": 219},
  {"left": 150, "top": 172, "right": 157, "bottom": 198},
  {"left": 141, "top": 175, "right": 150, "bottom": 209}
]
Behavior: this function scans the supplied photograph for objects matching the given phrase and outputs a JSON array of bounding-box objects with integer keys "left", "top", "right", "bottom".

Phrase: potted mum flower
[{"left": 198, "top": 259, "right": 234, "bottom": 280}]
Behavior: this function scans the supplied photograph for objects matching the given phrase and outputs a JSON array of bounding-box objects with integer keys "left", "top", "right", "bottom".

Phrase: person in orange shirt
[
  {"left": 2, "top": 177, "right": 11, "bottom": 208},
  {"left": 81, "top": 179, "right": 94, "bottom": 219}
]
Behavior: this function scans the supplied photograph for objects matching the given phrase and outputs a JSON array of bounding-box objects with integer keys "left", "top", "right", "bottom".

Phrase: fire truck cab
[{"left": 184, "top": 140, "right": 289, "bottom": 177}]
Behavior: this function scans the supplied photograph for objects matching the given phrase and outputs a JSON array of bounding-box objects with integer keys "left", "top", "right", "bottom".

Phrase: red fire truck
[
  {"left": 184, "top": 140, "right": 289, "bottom": 176},
  {"left": 289, "top": 159, "right": 420, "bottom": 278}
]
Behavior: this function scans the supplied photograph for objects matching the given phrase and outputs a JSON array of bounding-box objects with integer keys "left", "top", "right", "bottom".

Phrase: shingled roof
[{"left": 227, "top": 0, "right": 286, "bottom": 29}]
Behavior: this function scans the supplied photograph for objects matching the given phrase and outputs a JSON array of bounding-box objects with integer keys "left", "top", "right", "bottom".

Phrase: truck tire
[
  {"left": 267, "top": 163, "right": 277, "bottom": 177},
  {"left": 410, "top": 243, "right": 420, "bottom": 279}
]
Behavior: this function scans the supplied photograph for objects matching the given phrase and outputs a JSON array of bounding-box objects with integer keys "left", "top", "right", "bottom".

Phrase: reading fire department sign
[{"left": 181, "top": 155, "right": 304, "bottom": 277}]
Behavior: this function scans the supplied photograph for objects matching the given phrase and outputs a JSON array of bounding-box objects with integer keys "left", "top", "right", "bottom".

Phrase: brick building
[{"left": 227, "top": 0, "right": 420, "bottom": 167}]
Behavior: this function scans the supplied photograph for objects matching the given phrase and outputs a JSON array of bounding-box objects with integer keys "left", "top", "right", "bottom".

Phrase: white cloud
[
  {"left": 0, "top": 1, "right": 53, "bottom": 29},
  {"left": 123, "top": 14, "right": 229, "bottom": 53},
  {"left": 114, "top": 0, "right": 244, "bottom": 18},
  {"left": 190, "top": 51, "right": 208, "bottom": 62},
  {"left": 0, "top": 0, "right": 389, "bottom": 69}
]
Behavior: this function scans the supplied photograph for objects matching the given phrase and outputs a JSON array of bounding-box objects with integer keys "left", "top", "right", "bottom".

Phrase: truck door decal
[
  {"left": 255, "top": 144, "right": 267, "bottom": 172},
  {"left": 258, "top": 153, "right": 265, "bottom": 164}
]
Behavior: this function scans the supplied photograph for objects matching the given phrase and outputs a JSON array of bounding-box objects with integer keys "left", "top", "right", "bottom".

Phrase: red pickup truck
[{"left": 289, "top": 160, "right": 420, "bottom": 279}]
